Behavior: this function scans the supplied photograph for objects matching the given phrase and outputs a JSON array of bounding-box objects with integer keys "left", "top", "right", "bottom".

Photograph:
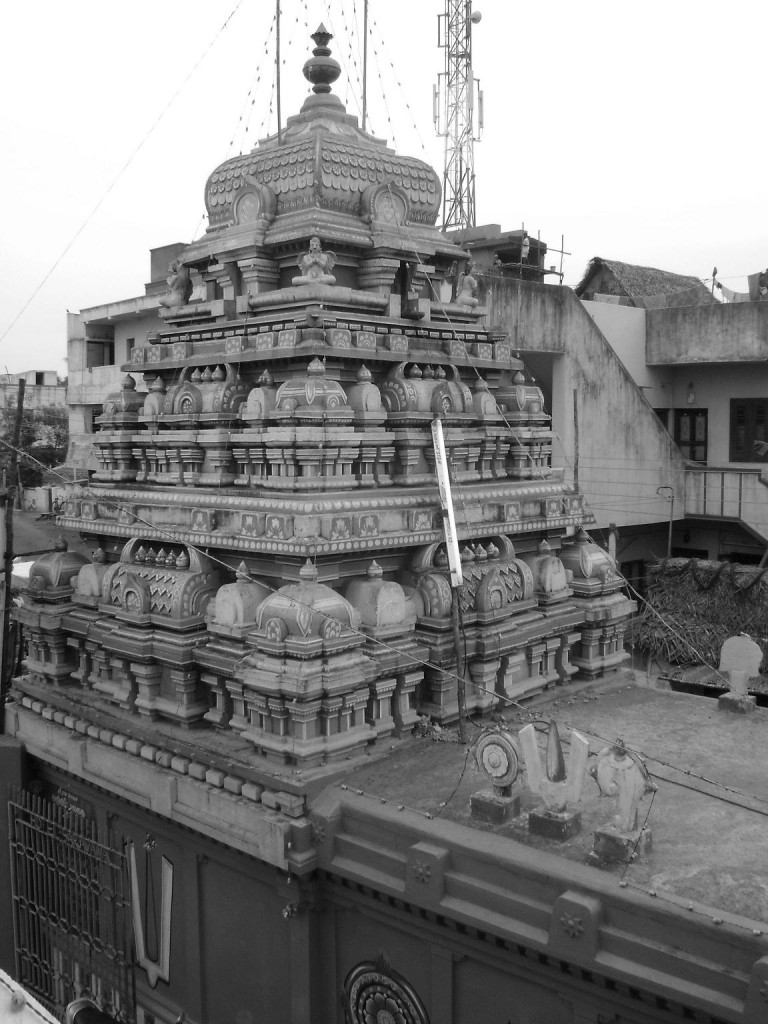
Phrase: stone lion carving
[
  {"left": 292, "top": 236, "right": 336, "bottom": 285},
  {"left": 159, "top": 259, "right": 193, "bottom": 309}
]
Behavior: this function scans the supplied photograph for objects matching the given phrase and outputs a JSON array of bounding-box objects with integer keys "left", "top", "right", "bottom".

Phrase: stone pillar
[
  {"left": 357, "top": 257, "right": 399, "bottom": 294},
  {"left": 366, "top": 676, "right": 397, "bottom": 737},
  {"left": 240, "top": 255, "right": 280, "bottom": 296},
  {"left": 393, "top": 670, "right": 421, "bottom": 736},
  {"left": 133, "top": 662, "right": 163, "bottom": 718},
  {"left": 468, "top": 658, "right": 500, "bottom": 714}
]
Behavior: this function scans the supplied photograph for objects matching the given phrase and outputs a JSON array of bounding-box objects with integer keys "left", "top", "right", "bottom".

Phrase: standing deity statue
[{"left": 293, "top": 236, "right": 337, "bottom": 285}]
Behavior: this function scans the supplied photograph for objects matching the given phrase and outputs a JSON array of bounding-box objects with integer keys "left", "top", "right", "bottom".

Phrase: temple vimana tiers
[{"left": 17, "top": 27, "right": 634, "bottom": 768}]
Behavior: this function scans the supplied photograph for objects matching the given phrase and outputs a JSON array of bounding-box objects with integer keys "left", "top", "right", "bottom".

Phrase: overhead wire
[
  {"left": 5, "top": 3, "right": 766, "bottom": 935},
  {"left": 0, "top": 0, "right": 246, "bottom": 349}
]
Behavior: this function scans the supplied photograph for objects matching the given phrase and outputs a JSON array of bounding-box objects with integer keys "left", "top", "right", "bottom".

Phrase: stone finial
[
  {"left": 299, "top": 558, "right": 319, "bottom": 582},
  {"left": 122, "top": 374, "right": 136, "bottom": 391},
  {"left": 303, "top": 25, "right": 342, "bottom": 97}
]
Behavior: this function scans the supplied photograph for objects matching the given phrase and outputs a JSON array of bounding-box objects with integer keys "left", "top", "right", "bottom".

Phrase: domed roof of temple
[
  {"left": 252, "top": 559, "right": 362, "bottom": 654},
  {"left": 195, "top": 25, "right": 458, "bottom": 261}
]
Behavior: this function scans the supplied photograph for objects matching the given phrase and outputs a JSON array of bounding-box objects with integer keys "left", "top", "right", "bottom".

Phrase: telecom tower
[{"left": 434, "top": 1, "right": 483, "bottom": 232}]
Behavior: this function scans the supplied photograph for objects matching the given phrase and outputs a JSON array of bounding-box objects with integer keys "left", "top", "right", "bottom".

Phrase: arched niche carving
[
  {"left": 360, "top": 181, "right": 410, "bottom": 226},
  {"left": 233, "top": 179, "right": 276, "bottom": 227}
]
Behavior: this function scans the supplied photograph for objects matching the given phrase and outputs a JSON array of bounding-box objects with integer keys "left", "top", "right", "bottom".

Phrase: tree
[{"left": 0, "top": 396, "right": 69, "bottom": 488}]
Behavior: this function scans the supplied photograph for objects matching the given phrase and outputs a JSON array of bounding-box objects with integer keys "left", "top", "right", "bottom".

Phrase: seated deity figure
[
  {"left": 455, "top": 259, "right": 479, "bottom": 308},
  {"left": 293, "top": 236, "right": 336, "bottom": 285},
  {"left": 159, "top": 259, "right": 192, "bottom": 308}
]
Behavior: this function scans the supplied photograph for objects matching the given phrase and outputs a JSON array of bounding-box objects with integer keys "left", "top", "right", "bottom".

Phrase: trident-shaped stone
[{"left": 519, "top": 719, "right": 590, "bottom": 812}]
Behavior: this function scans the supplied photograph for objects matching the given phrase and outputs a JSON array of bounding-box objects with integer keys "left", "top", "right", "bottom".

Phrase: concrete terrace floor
[{"left": 342, "top": 672, "right": 768, "bottom": 929}]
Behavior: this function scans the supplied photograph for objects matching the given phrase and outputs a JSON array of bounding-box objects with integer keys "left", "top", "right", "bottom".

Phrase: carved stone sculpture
[
  {"left": 455, "top": 261, "right": 479, "bottom": 308},
  {"left": 589, "top": 738, "right": 656, "bottom": 865},
  {"left": 470, "top": 727, "right": 523, "bottom": 823},
  {"left": 159, "top": 259, "right": 192, "bottom": 309},
  {"left": 520, "top": 719, "right": 590, "bottom": 839},
  {"left": 718, "top": 633, "right": 762, "bottom": 713},
  {"left": 292, "top": 236, "right": 336, "bottom": 285},
  {"left": 590, "top": 739, "right": 656, "bottom": 831}
]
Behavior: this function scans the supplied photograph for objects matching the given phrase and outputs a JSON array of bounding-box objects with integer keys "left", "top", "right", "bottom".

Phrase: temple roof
[{"left": 195, "top": 25, "right": 451, "bottom": 260}]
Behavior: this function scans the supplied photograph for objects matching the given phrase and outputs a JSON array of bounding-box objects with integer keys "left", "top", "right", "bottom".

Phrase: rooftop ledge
[{"left": 647, "top": 300, "right": 768, "bottom": 364}]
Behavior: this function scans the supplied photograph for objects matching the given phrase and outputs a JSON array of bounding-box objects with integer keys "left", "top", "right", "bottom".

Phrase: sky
[{"left": 1, "top": 0, "right": 765, "bottom": 376}]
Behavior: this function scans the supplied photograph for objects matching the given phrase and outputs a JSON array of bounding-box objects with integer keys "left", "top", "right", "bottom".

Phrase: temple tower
[{"left": 19, "top": 28, "right": 634, "bottom": 768}]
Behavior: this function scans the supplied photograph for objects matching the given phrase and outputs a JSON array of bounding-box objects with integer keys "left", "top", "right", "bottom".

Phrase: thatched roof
[{"left": 575, "top": 257, "right": 714, "bottom": 307}]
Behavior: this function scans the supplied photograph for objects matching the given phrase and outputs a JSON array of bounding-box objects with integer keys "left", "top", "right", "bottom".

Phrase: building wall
[
  {"left": 0, "top": 383, "right": 66, "bottom": 414},
  {"left": 31, "top": 764, "right": 293, "bottom": 1024},
  {"left": 66, "top": 304, "right": 162, "bottom": 470},
  {"left": 14, "top": 758, "right": 749, "bottom": 1024},
  {"left": 5, "top": 371, "right": 59, "bottom": 388},
  {"left": 486, "top": 279, "right": 687, "bottom": 532},
  {"left": 581, "top": 301, "right": 653, "bottom": 388},
  {"left": 647, "top": 301, "right": 768, "bottom": 364}
]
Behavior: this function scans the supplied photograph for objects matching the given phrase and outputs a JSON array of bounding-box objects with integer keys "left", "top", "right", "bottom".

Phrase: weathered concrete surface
[
  {"left": 344, "top": 672, "right": 768, "bottom": 924},
  {"left": 647, "top": 301, "right": 768, "bottom": 365},
  {"left": 485, "top": 278, "right": 688, "bottom": 531}
]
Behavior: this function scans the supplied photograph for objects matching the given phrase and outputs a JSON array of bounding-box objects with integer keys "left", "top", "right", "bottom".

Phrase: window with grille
[{"left": 730, "top": 398, "right": 768, "bottom": 462}]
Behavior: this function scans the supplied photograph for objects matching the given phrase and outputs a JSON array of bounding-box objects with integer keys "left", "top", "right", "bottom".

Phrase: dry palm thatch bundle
[{"left": 629, "top": 558, "right": 768, "bottom": 671}]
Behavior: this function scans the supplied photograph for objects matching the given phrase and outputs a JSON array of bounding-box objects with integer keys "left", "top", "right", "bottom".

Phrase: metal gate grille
[{"left": 8, "top": 788, "right": 135, "bottom": 1021}]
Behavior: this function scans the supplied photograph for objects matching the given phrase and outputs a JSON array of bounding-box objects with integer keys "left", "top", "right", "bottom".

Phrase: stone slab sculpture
[
  {"left": 470, "top": 728, "right": 523, "bottom": 824},
  {"left": 588, "top": 738, "right": 656, "bottom": 865},
  {"left": 717, "top": 633, "right": 762, "bottom": 713},
  {"left": 519, "top": 720, "right": 590, "bottom": 839}
]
